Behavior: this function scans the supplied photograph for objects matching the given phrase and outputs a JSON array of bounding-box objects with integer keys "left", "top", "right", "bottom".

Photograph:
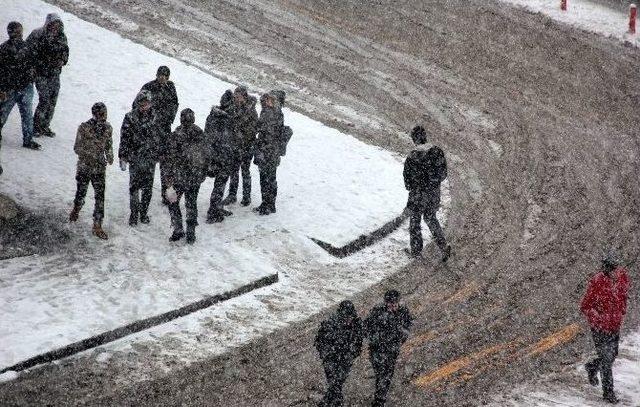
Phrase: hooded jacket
[
  {"left": 164, "top": 123, "right": 208, "bottom": 189},
  {"left": 232, "top": 95, "right": 258, "bottom": 153},
  {"left": 581, "top": 267, "right": 630, "bottom": 333},
  {"left": 0, "top": 36, "right": 35, "bottom": 92},
  {"left": 254, "top": 94, "right": 284, "bottom": 167},
  {"left": 119, "top": 92, "right": 161, "bottom": 164},
  {"left": 25, "top": 13, "right": 69, "bottom": 78},
  {"left": 205, "top": 104, "right": 242, "bottom": 176},
  {"left": 315, "top": 312, "right": 364, "bottom": 364},
  {"left": 364, "top": 304, "right": 413, "bottom": 354},
  {"left": 139, "top": 79, "right": 179, "bottom": 131}
]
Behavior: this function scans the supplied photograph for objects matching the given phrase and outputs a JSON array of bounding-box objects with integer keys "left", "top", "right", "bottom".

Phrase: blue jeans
[{"left": 0, "top": 84, "right": 35, "bottom": 145}]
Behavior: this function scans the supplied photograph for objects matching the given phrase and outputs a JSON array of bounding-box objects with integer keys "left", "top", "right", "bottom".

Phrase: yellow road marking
[{"left": 519, "top": 323, "right": 582, "bottom": 357}]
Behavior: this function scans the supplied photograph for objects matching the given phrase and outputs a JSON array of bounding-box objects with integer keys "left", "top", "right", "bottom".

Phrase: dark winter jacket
[
  {"left": 315, "top": 314, "right": 364, "bottom": 364},
  {"left": 119, "top": 95, "right": 161, "bottom": 164},
  {"left": 232, "top": 96, "right": 259, "bottom": 153},
  {"left": 138, "top": 79, "right": 179, "bottom": 131},
  {"left": 0, "top": 38, "right": 35, "bottom": 92},
  {"left": 254, "top": 99, "right": 284, "bottom": 168},
  {"left": 205, "top": 106, "right": 242, "bottom": 176},
  {"left": 581, "top": 267, "right": 630, "bottom": 333},
  {"left": 74, "top": 118, "right": 114, "bottom": 173},
  {"left": 25, "top": 14, "right": 69, "bottom": 78},
  {"left": 163, "top": 123, "right": 208, "bottom": 189},
  {"left": 364, "top": 304, "right": 413, "bottom": 354},
  {"left": 403, "top": 144, "right": 447, "bottom": 211}
]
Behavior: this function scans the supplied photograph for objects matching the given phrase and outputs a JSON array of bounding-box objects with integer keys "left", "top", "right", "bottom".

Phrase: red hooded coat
[{"left": 580, "top": 267, "right": 630, "bottom": 333}]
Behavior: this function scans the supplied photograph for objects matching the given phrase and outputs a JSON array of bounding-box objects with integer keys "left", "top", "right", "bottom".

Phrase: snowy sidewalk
[
  {"left": 501, "top": 0, "right": 640, "bottom": 47},
  {"left": 0, "top": 0, "right": 445, "bottom": 373},
  {"left": 492, "top": 328, "right": 640, "bottom": 406}
]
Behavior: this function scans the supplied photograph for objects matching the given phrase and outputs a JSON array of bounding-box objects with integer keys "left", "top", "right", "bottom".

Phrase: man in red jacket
[{"left": 580, "top": 252, "right": 630, "bottom": 404}]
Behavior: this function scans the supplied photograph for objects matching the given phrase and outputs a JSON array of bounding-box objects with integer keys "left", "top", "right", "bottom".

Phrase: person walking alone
[
  {"left": 403, "top": 125, "right": 451, "bottom": 262},
  {"left": 68, "top": 102, "right": 113, "bottom": 240},
  {"left": 581, "top": 252, "right": 630, "bottom": 404},
  {"left": 364, "top": 290, "right": 413, "bottom": 406},
  {"left": 315, "top": 300, "right": 364, "bottom": 407}
]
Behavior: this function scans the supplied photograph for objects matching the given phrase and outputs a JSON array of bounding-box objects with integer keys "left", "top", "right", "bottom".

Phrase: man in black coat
[
  {"left": 403, "top": 125, "right": 451, "bottom": 262},
  {"left": 138, "top": 66, "right": 179, "bottom": 204},
  {"left": 0, "top": 21, "right": 41, "bottom": 158},
  {"left": 205, "top": 90, "right": 242, "bottom": 223},
  {"left": 315, "top": 300, "right": 364, "bottom": 407},
  {"left": 222, "top": 86, "right": 258, "bottom": 206},
  {"left": 119, "top": 90, "right": 161, "bottom": 226},
  {"left": 253, "top": 92, "right": 284, "bottom": 215},
  {"left": 26, "top": 13, "right": 69, "bottom": 138},
  {"left": 364, "top": 290, "right": 413, "bottom": 407},
  {"left": 163, "top": 108, "right": 207, "bottom": 244}
]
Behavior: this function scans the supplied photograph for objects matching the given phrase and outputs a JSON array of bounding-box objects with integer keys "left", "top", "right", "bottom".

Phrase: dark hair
[
  {"left": 337, "top": 300, "right": 357, "bottom": 320},
  {"left": 157, "top": 66, "right": 170, "bottom": 77},
  {"left": 7, "top": 21, "right": 22, "bottom": 36},
  {"left": 410, "top": 125, "right": 427, "bottom": 144},
  {"left": 91, "top": 102, "right": 106, "bottom": 116},
  {"left": 384, "top": 289, "right": 401, "bottom": 304},
  {"left": 220, "top": 90, "right": 234, "bottom": 111},
  {"left": 180, "top": 108, "right": 195, "bottom": 125}
]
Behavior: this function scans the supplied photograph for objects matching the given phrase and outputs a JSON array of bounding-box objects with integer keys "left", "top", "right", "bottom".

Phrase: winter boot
[
  {"left": 92, "top": 222, "right": 108, "bottom": 240},
  {"left": 206, "top": 208, "right": 225, "bottom": 223},
  {"left": 442, "top": 245, "right": 452, "bottom": 263},
  {"left": 69, "top": 205, "right": 81, "bottom": 222},
  {"left": 169, "top": 229, "right": 185, "bottom": 242},
  {"left": 186, "top": 223, "right": 196, "bottom": 244},
  {"left": 221, "top": 208, "right": 233, "bottom": 217},
  {"left": 22, "top": 140, "right": 41, "bottom": 150},
  {"left": 585, "top": 363, "right": 599, "bottom": 386},
  {"left": 43, "top": 128, "right": 56, "bottom": 138},
  {"left": 221, "top": 195, "right": 237, "bottom": 205},
  {"left": 139, "top": 214, "right": 150, "bottom": 224},
  {"left": 240, "top": 196, "right": 251, "bottom": 207},
  {"left": 128, "top": 213, "right": 138, "bottom": 226},
  {"left": 603, "top": 393, "right": 619, "bottom": 404}
]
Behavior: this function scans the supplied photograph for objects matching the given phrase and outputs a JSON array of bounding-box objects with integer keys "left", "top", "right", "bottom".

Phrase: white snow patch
[
  {"left": 0, "top": 0, "right": 448, "bottom": 372},
  {"left": 0, "top": 370, "right": 19, "bottom": 383}
]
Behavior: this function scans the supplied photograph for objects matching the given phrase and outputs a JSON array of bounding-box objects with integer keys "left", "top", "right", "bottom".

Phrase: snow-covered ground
[
  {"left": 501, "top": 0, "right": 640, "bottom": 47},
  {"left": 492, "top": 328, "right": 640, "bottom": 406},
  {"left": 0, "top": 0, "right": 449, "bottom": 374}
]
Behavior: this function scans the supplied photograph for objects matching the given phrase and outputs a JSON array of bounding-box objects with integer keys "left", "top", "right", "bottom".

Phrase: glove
[
  {"left": 119, "top": 159, "right": 128, "bottom": 171},
  {"left": 165, "top": 186, "right": 178, "bottom": 204},
  {"left": 0, "top": 92, "right": 7, "bottom": 102}
]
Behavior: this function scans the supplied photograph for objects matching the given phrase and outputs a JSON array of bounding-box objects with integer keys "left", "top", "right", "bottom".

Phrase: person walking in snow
[
  {"left": 163, "top": 108, "right": 207, "bottom": 244},
  {"left": 68, "top": 102, "right": 113, "bottom": 240},
  {"left": 25, "top": 13, "right": 68, "bottom": 139},
  {"left": 403, "top": 125, "right": 451, "bottom": 262},
  {"left": 0, "top": 21, "right": 41, "bottom": 163},
  {"left": 315, "top": 300, "right": 364, "bottom": 407},
  {"left": 137, "top": 66, "right": 179, "bottom": 205},
  {"left": 581, "top": 252, "right": 631, "bottom": 404},
  {"left": 221, "top": 86, "right": 258, "bottom": 207},
  {"left": 253, "top": 91, "right": 287, "bottom": 215},
  {"left": 364, "top": 290, "right": 413, "bottom": 407},
  {"left": 119, "top": 90, "right": 161, "bottom": 226},
  {"left": 205, "top": 90, "right": 241, "bottom": 223}
]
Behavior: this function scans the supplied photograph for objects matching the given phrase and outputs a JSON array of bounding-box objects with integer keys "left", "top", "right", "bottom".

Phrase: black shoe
[
  {"left": 22, "top": 140, "right": 41, "bottom": 150},
  {"left": 43, "top": 128, "right": 56, "bottom": 138},
  {"left": 221, "top": 208, "right": 233, "bottom": 217},
  {"left": 169, "top": 230, "right": 185, "bottom": 242},
  {"left": 256, "top": 205, "right": 273, "bottom": 216},
  {"left": 206, "top": 213, "right": 224, "bottom": 224},
  {"left": 0, "top": 163, "right": 3, "bottom": 175},
  {"left": 140, "top": 214, "right": 150, "bottom": 224},
  {"left": 585, "top": 364, "right": 599, "bottom": 386},
  {"left": 129, "top": 214, "right": 138, "bottom": 226},
  {"left": 442, "top": 245, "right": 452, "bottom": 263},
  {"left": 404, "top": 248, "right": 421, "bottom": 258},
  {"left": 240, "top": 197, "right": 251, "bottom": 207},
  {"left": 221, "top": 195, "right": 237, "bottom": 205},
  {"left": 186, "top": 227, "right": 196, "bottom": 244},
  {"left": 603, "top": 393, "right": 619, "bottom": 404}
]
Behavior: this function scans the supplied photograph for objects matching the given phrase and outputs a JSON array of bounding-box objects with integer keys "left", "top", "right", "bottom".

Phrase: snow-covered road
[{"left": 0, "top": 0, "right": 447, "bottom": 374}]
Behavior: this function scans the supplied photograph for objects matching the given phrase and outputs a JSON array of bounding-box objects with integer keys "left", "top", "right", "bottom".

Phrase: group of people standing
[
  {"left": 68, "top": 64, "right": 291, "bottom": 243},
  {"left": 0, "top": 14, "right": 69, "bottom": 175}
]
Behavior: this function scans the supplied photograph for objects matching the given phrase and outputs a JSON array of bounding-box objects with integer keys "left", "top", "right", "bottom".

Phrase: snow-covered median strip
[
  {"left": 0, "top": 0, "right": 447, "bottom": 375},
  {"left": 501, "top": 0, "right": 639, "bottom": 47}
]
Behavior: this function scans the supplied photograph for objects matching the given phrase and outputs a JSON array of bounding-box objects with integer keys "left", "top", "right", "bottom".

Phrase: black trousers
[
  {"left": 159, "top": 125, "right": 172, "bottom": 200},
  {"left": 208, "top": 174, "right": 230, "bottom": 216},
  {"left": 168, "top": 185, "right": 200, "bottom": 231},
  {"left": 259, "top": 163, "right": 278, "bottom": 208},
  {"left": 321, "top": 359, "right": 352, "bottom": 407},
  {"left": 408, "top": 190, "right": 446, "bottom": 255},
  {"left": 369, "top": 349, "right": 399, "bottom": 406},
  {"left": 586, "top": 329, "right": 620, "bottom": 396},
  {"left": 228, "top": 152, "right": 253, "bottom": 199},
  {"left": 74, "top": 168, "right": 106, "bottom": 223},
  {"left": 129, "top": 161, "right": 155, "bottom": 219}
]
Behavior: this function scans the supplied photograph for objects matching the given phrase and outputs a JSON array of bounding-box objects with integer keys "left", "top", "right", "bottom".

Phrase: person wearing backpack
[
  {"left": 403, "top": 125, "right": 451, "bottom": 262},
  {"left": 253, "top": 91, "right": 290, "bottom": 215}
]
